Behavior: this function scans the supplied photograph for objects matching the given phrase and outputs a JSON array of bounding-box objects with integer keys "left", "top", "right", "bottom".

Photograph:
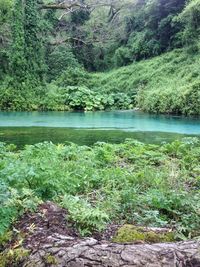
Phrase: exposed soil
[
  {"left": 8, "top": 202, "right": 80, "bottom": 250},
  {"left": 5, "top": 201, "right": 119, "bottom": 252}
]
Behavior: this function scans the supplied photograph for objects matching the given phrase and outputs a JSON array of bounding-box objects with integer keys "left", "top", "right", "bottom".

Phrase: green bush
[
  {"left": 1, "top": 48, "right": 199, "bottom": 114},
  {"left": 62, "top": 195, "right": 109, "bottom": 236},
  {"left": 128, "top": 31, "right": 161, "bottom": 60},
  {"left": 37, "top": 85, "right": 133, "bottom": 111},
  {"left": 64, "top": 86, "right": 103, "bottom": 111}
]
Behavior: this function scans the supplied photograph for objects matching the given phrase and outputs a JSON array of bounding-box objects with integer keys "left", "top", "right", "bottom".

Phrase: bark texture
[{"left": 23, "top": 235, "right": 200, "bottom": 267}]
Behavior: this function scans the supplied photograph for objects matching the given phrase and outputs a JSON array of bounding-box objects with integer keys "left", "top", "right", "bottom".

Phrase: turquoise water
[
  {"left": 0, "top": 111, "right": 199, "bottom": 147},
  {"left": 0, "top": 111, "right": 200, "bottom": 133}
]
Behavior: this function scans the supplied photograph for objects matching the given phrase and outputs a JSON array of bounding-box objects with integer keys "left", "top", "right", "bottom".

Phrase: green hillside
[{"left": 93, "top": 48, "right": 200, "bottom": 115}]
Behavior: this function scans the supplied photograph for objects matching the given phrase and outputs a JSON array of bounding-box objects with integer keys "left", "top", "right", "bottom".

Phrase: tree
[
  {"left": 24, "top": 0, "right": 45, "bottom": 84},
  {"left": 9, "top": 0, "right": 26, "bottom": 83},
  {"left": 178, "top": 0, "right": 200, "bottom": 46},
  {"left": 9, "top": 0, "right": 46, "bottom": 86},
  {"left": 0, "top": 0, "right": 13, "bottom": 78}
]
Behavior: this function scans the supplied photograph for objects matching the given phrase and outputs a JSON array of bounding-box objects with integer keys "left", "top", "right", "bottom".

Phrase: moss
[
  {"left": 44, "top": 254, "right": 57, "bottom": 265},
  {"left": 0, "top": 248, "right": 29, "bottom": 267},
  {"left": 112, "top": 224, "right": 175, "bottom": 243}
]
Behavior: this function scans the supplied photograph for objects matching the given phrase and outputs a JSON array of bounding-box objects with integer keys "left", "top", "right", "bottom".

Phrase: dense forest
[{"left": 0, "top": 0, "right": 200, "bottom": 114}]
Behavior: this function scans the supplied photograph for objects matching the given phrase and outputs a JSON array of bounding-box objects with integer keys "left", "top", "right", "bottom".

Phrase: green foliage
[
  {"left": 45, "top": 86, "right": 133, "bottom": 111},
  {"left": 9, "top": 0, "right": 26, "bottom": 83},
  {"left": 8, "top": 0, "right": 45, "bottom": 91},
  {"left": 47, "top": 46, "right": 80, "bottom": 81},
  {"left": 1, "top": 47, "right": 200, "bottom": 114},
  {"left": 55, "top": 67, "right": 91, "bottom": 88},
  {"left": 0, "top": 0, "right": 12, "bottom": 78},
  {"left": 0, "top": 248, "right": 29, "bottom": 267},
  {"left": 0, "top": 139, "right": 200, "bottom": 240},
  {"left": 24, "top": 0, "right": 45, "bottom": 84},
  {"left": 0, "top": 79, "right": 43, "bottom": 111},
  {"left": 138, "top": 80, "right": 200, "bottom": 115},
  {"left": 38, "top": 84, "right": 67, "bottom": 111},
  {"left": 0, "top": 185, "right": 41, "bottom": 236},
  {"left": 114, "top": 47, "right": 132, "bottom": 67},
  {"left": 0, "top": 80, "right": 133, "bottom": 111},
  {"left": 178, "top": 0, "right": 200, "bottom": 46},
  {"left": 106, "top": 0, "right": 186, "bottom": 64},
  {"left": 44, "top": 253, "right": 57, "bottom": 265},
  {"left": 112, "top": 93, "right": 133, "bottom": 109},
  {"left": 128, "top": 31, "right": 161, "bottom": 60},
  {"left": 62, "top": 195, "right": 109, "bottom": 235},
  {"left": 0, "top": 0, "right": 13, "bottom": 24},
  {"left": 1, "top": 0, "right": 200, "bottom": 114},
  {"left": 93, "top": 48, "right": 200, "bottom": 115},
  {"left": 63, "top": 86, "right": 104, "bottom": 111}
]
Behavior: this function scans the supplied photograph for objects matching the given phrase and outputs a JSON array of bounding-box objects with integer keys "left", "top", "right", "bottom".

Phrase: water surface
[{"left": 0, "top": 111, "right": 199, "bottom": 147}]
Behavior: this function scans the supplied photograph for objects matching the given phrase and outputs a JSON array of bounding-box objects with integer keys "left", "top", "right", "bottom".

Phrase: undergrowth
[
  {"left": 0, "top": 138, "right": 200, "bottom": 240},
  {"left": 92, "top": 48, "right": 200, "bottom": 115}
]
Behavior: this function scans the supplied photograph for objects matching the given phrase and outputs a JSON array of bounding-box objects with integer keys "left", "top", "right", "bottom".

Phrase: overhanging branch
[{"left": 41, "top": 1, "right": 87, "bottom": 10}]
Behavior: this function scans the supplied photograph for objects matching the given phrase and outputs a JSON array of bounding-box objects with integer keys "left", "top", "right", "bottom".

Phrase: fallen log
[
  {"left": 23, "top": 236, "right": 200, "bottom": 267},
  {"left": 2, "top": 202, "right": 200, "bottom": 267}
]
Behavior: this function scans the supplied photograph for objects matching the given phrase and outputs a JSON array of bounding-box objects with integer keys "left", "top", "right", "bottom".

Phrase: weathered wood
[{"left": 23, "top": 234, "right": 200, "bottom": 267}]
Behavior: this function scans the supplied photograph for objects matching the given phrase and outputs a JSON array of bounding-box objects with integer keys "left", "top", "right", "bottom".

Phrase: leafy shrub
[
  {"left": 0, "top": 77, "right": 45, "bottom": 111},
  {"left": 38, "top": 84, "right": 68, "bottom": 111},
  {"left": 63, "top": 86, "right": 104, "bottom": 111},
  {"left": 128, "top": 31, "right": 161, "bottom": 61},
  {"left": 178, "top": 0, "right": 200, "bottom": 45},
  {"left": 62, "top": 195, "right": 109, "bottom": 235},
  {"left": 38, "top": 85, "right": 133, "bottom": 111},
  {"left": 112, "top": 93, "right": 133, "bottom": 109},
  {"left": 0, "top": 185, "right": 41, "bottom": 235},
  {"left": 89, "top": 49, "right": 200, "bottom": 115}
]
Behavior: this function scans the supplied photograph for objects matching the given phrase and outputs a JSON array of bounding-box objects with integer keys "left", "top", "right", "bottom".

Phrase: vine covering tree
[{"left": 10, "top": 0, "right": 45, "bottom": 87}]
